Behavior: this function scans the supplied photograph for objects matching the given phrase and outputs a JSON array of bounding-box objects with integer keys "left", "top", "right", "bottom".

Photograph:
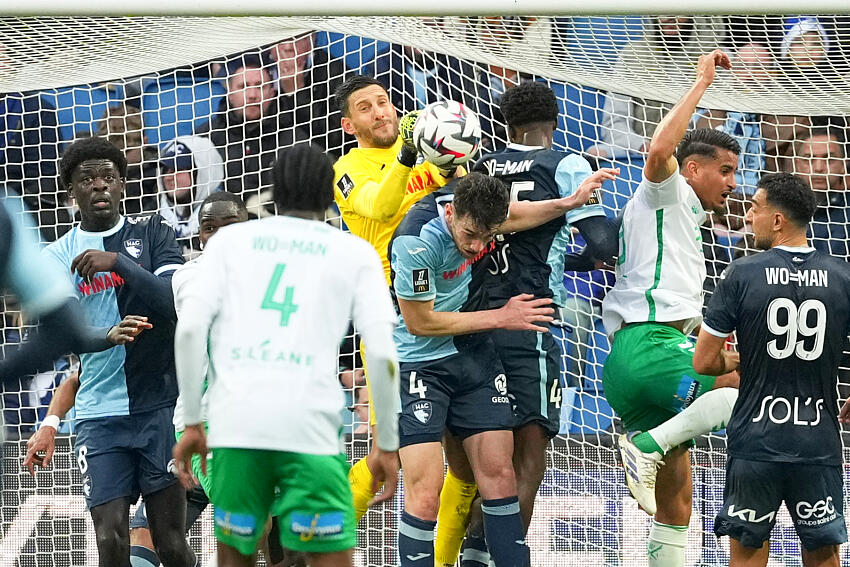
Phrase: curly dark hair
[
  {"left": 675, "top": 128, "right": 741, "bottom": 165},
  {"left": 59, "top": 136, "right": 128, "bottom": 189},
  {"left": 452, "top": 172, "right": 509, "bottom": 231},
  {"left": 334, "top": 74, "right": 389, "bottom": 115},
  {"left": 499, "top": 81, "right": 559, "bottom": 128},
  {"left": 758, "top": 172, "right": 817, "bottom": 229},
  {"left": 271, "top": 144, "right": 334, "bottom": 213}
]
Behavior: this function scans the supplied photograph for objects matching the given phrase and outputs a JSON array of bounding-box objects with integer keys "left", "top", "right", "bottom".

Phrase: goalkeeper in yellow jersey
[{"left": 333, "top": 75, "right": 476, "bottom": 562}]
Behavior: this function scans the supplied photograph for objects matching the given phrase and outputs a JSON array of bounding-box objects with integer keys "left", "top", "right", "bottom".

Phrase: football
[{"left": 413, "top": 100, "right": 482, "bottom": 168}]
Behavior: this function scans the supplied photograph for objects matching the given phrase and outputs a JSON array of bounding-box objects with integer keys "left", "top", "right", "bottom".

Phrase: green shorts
[
  {"left": 175, "top": 427, "right": 212, "bottom": 495},
  {"left": 209, "top": 448, "right": 355, "bottom": 556},
  {"left": 602, "top": 322, "right": 717, "bottom": 434}
]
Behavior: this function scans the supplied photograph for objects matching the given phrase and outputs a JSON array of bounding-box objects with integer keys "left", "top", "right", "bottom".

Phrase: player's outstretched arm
[
  {"left": 644, "top": 49, "right": 731, "bottom": 183},
  {"left": 398, "top": 294, "right": 555, "bottom": 337},
  {"left": 23, "top": 373, "right": 79, "bottom": 475},
  {"left": 499, "top": 168, "right": 619, "bottom": 234}
]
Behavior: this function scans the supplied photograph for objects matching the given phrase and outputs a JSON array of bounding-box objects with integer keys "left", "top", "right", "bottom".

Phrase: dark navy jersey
[
  {"left": 42, "top": 215, "right": 184, "bottom": 419},
  {"left": 390, "top": 183, "right": 492, "bottom": 362},
  {"left": 703, "top": 246, "right": 850, "bottom": 466},
  {"left": 473, "top": 144, "right": 605, "bottom": 308}
]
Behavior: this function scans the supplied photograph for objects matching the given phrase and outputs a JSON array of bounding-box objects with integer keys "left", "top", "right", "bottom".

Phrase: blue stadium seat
[
  {"left": 599, "top": 154, "right": 644, "bottom": 213},
  {"left": 40, "top": 85, "right": 125, "bottom": 142},
  {"left": 315, "top": 32, "right": 390, "bottom": 76},
  {"left": 140, "top": 76, "right": 226, "bottom": 145},
  {"left": 560, "top": 389, "right": 616, "bottom": 435}
]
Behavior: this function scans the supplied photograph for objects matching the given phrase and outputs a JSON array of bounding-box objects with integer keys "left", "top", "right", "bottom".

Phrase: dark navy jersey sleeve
[
  {"left": 150, "top": 216, "right": 185, "bottom": 276},
  {"left": 703, "top": 262, "right": 741, "bottom": 337}
]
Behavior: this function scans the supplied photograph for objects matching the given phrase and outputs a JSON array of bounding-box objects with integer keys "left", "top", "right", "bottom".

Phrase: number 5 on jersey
[{"left": 261, "top": 263, "right": 299, "bottom": 326}]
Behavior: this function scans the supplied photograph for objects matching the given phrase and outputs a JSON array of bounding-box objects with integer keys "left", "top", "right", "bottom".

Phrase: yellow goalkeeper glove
[{"left": 397, "top": 110, "right": 420, "bottom": 167}]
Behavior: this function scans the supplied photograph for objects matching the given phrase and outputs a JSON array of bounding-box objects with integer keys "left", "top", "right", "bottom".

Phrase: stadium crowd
[{"left": 2, "top": 13, "right": 850, "bottom": 567}]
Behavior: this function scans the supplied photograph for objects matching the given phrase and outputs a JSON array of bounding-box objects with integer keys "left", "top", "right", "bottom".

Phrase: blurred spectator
[
  {"left": 97, "top": 103, "right": 159, "bottom": 215},
  {"left": 788, "top": 126, "right": 849, "bottom": 258},
  {"left": 267, "top": 31, "right": 348, "bottom": 155},
  {"left": 0, "top": 92, "right": 70, "bottom": 241},
  {"left": 561, "top": 233, "right": 616, "bottom": 387},
  {"left": 588, "top": 16, "right": 727, "bottom": 159},
  {"left": 157, "top": 136, "right": 224, "bottom": 257},
  {"left": 778, "top": 17, "right": 833, "bottom": 79},
  {"left": 467, "top": 63, "right": 533, "bottom": 152},
  {"left": 199, "top": 53, "right": 308, "bottom": 201},
  {"left": 695, "top": 43, "right": 776, "bottom": 195}
]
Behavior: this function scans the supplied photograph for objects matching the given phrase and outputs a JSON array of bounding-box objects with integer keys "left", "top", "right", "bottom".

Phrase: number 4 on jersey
[{"left": 261, "top": 263, "right": 299, "bottom": 326}]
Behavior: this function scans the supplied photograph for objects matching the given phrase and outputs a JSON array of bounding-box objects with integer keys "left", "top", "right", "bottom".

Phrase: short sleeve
[
  {"left": 638, "top": 170, "right": 686, "bottom": 209},
  {"left": 391, "top": 235, "right": 437, "bottom": 302},
  {"left": 351, "top": 240, "right": 397, "bottom": 330},
  {"left": 150, "top": 215, "right": 185, "bottom": 276},
  {"left": 702, "top": 262, "right": 740, "bottom": 337},
  {"left": 555, "top": 154, "right": 606, "bottom": 225}
]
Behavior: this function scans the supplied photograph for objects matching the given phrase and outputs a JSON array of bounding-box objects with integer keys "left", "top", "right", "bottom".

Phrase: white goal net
[{"left": 1, "top": 14, "right": 850, "bottom": 567}]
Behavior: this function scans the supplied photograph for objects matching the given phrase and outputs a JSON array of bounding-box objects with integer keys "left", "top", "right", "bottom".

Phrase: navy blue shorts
[
  {"left": 491, "top": 327, "right": 562, "bottom": 438},
  {"left": 714, "top": 457, "right": 847, "bottom": 551},
  {"left": 399, "top": 338, "right": 514, "bottom": 448},
  {"left": 74, "top": 406, "right": 178, "bottom": 509}
]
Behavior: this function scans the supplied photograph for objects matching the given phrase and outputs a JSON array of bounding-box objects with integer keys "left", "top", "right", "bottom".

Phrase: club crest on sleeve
[
  {"left": 124, "top": 239, "right": 143, "bottom": 258},
  {"left": 412, "top": 268, "right": 430, "bottom": 293},
  {"left": 336, "top": 174, "right": 355, "bottom": 199},
  {"left": 586, "top": 189, "right": 601, "bottom": 206}
]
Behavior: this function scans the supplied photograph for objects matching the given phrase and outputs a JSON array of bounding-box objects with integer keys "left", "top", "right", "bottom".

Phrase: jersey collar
[
  {"left": 77, "top": 216, "right": 125, "bottom": 237},
  {"left": 776, "top": 245, "right": 816, "bottom": 253},
  {"left": 507, "top": 142, "right": 544, "bottom": 151}
]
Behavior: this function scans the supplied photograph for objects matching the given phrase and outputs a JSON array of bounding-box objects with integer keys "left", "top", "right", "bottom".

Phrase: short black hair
[
  {"left": 59, "top": 136, "right": 128, "bottom": 189},
  {"left": 452, "top": 172, "right": 509, "bottom": 231},
  {"left": 198, "top": 191, "right": 249, "bottom": 220},
  {"left": 271, "top": 144, "right": 334, "bottom": 213},
  {"left": 758, "top": 172, "right": 817, "bottom": 229},
  {"left": 499, "top": 81, "right": 559, "bottom": 128},
  {"left": 334, "top": 74, "right": 388, "bottom": 115},
  {"left": 675, "top": 128, "right": 741, "bottom": 165}
]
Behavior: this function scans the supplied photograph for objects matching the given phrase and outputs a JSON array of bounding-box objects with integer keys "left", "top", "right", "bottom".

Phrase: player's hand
[
  {"left": 399, "top": 110, "right": 421, "bottom": 152},
  {"left": 71, "top": 249, "right": 119, "bottom": 283},
  {"left": 499, "top": 293, "right": 555, "bottom": 333},
  {"left": 24, "top": 425, "right": 58, "bottom": 476},
  {"left": 696, "top": 49, "right": 731, "bottom": 87},
  {"left": 562, "top": 167, "right": 619, "bottom": 211},
  {"left": 722, "top": 350, "right": 740, "bottom": 373},
  {"left": 173, "top": 424, "right": 207, "bottom": 489},
  {"left": 840, "top": 400, "right": 850, "bottom": 424},
  {"left": 368, "top": 448, "right": 400, "bottom": 506},
  {"left": 107, "top": 315, "right": 153, "bottom": 345}
]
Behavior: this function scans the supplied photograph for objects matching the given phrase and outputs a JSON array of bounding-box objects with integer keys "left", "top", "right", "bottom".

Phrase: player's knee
[
  {"left": 94, "top": 524, "right": 129, "bottom": 555},
  {"left": 473, "top": 461, "right": 516, "bottom": 497}
]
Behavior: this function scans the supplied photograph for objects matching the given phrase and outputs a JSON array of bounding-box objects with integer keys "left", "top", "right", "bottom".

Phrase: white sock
[
  {"left": 648, "top": 521, "right": 687, "bottom": 567},
  {"left": 648, "top": 388, "right": 738, "bottom": 453}
]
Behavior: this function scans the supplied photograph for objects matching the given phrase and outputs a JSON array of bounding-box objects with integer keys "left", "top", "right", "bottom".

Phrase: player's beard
[
  {"left": 369, "top": 119, "right": 400, "bottom": 148},
  {"left": 753, "top": 233, "right": 773, "bottom": 250}
]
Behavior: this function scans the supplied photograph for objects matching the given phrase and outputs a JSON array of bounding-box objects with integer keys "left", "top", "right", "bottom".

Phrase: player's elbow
[{"left": 691, "top": 354, "right": 712, "bottom": 376}]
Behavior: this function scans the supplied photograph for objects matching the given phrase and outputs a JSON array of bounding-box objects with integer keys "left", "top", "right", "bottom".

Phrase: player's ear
[{"left": 341, "top": 116, "right": 356, "bottom": 136}]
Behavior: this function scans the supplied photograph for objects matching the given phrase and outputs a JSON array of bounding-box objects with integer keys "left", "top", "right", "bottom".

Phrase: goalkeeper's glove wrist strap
[{"left": 397, "top": 145, "right": 418, "bottom": 168}]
